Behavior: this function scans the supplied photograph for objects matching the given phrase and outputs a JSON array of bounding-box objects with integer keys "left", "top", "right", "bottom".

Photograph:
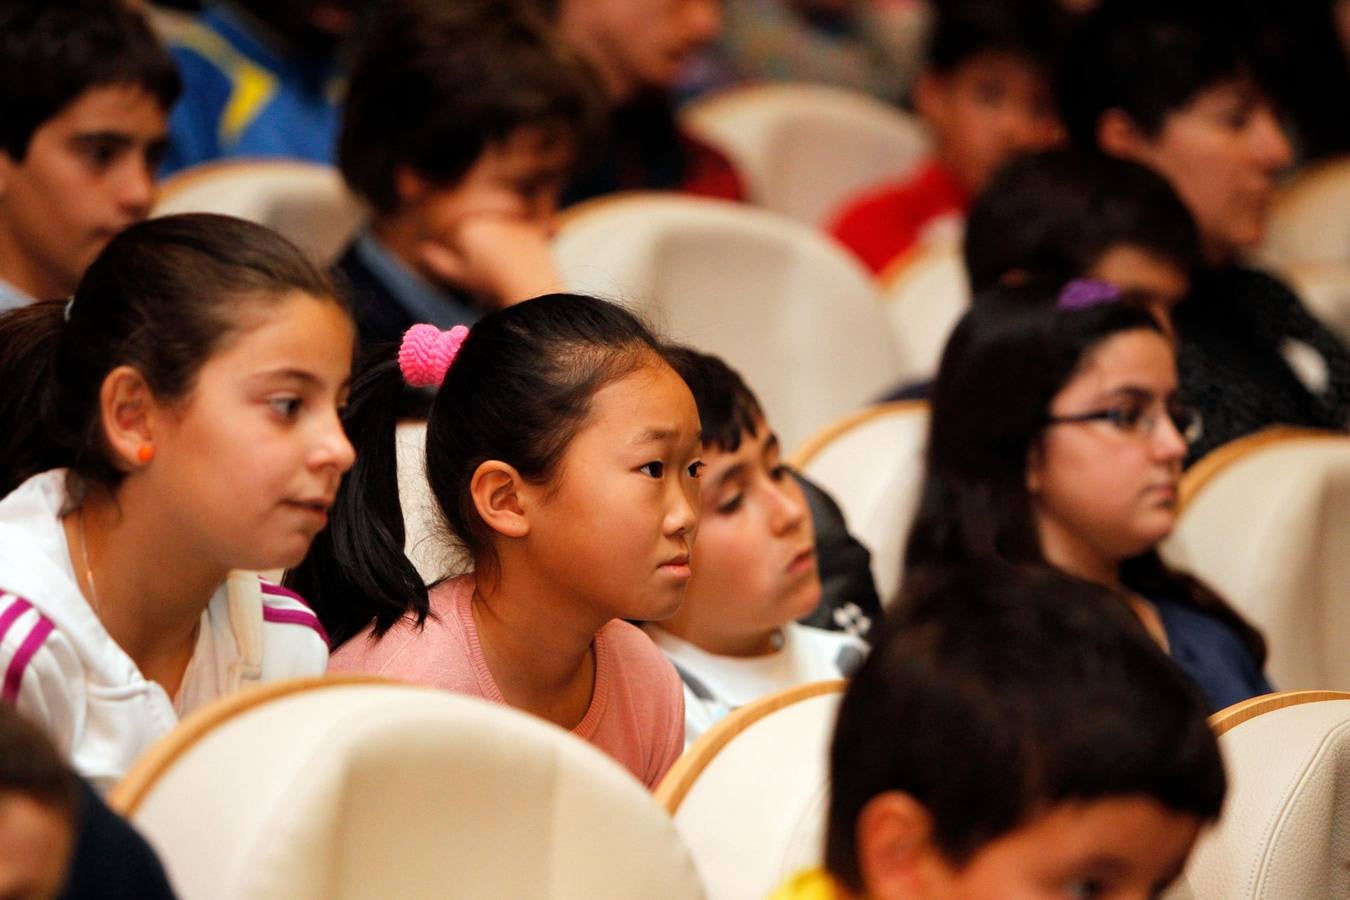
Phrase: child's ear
[
  {"left": 855, "top": 791, "right": 932, "bottom": 899},
  {"left": 469, "top": 460, "right": 530, "bottom": 539},
  {"left": 1026, "top": 441, "right": 1045, "bottom": 496},
  {"left": 100, "top": 365, "right": 157, "bottom": 471},
  {"left": 1097, "top": 108, "right": 1154, "bottom": 163}
]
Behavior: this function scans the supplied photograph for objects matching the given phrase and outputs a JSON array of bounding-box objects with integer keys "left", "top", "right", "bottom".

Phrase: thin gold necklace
[{"left": 78, "top": 509, "right": 102, "bottom": 615}]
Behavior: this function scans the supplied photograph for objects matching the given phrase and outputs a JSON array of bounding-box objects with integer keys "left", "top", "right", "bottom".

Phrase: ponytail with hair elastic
[
  {"left": 0, "top": 301, "right": 69, "bottom": 498},
  {"left": 287, "top": 293, "right": 671, "bottom": 650}
]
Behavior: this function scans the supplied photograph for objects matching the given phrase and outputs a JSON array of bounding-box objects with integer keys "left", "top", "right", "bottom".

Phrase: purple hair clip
[{"left": 1056, "top": 278, "right": 1122, "bottom": 311}]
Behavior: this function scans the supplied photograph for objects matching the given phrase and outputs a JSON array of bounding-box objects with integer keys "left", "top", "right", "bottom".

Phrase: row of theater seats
[{"left": 107, "top": 675, "right": 1350, "bottom": 899}]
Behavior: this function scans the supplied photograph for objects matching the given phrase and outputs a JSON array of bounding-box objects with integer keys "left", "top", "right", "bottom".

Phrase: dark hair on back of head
[
  {"left": 0, "top": 214, "right": 345, "bottom": 500},
  {"left": 286, "top": 294, "right": 672, "bottom": 649},
  {"left": 964, "top": 148, "right": 1202, "bottom": 293},
  {"left": 903, "top": 277, "right": 1266, "bottom": 665},
  {"left": 825, "top": 564, "right": 1224, "bottom": 890},
  {"left": 1057, "top": 0, "right": 1255, "bottom": 148},
  {"left": 925, "top": 0, "right": 1066, "bottom": 75},
  {"left": 0, "top": 704, "right": 79, "bottom": 822},
  {"left": 338, "top": 0, "right": 605, "bottom": 215},
  {"left": 663, "top": 345, "right": 763, "bottom": 453},
  {"left": 0, "top": 0, "right": 179, "bottom": 160}
]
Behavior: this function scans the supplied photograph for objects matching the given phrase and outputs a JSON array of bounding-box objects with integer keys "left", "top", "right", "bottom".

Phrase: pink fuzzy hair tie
[{"left": 398, "top": 323, "right": 469, "bottom": 388}]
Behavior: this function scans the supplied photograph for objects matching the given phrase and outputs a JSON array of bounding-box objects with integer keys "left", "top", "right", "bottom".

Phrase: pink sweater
[{"left": 328, "top": 574, "right": 685, "bottom": 789}]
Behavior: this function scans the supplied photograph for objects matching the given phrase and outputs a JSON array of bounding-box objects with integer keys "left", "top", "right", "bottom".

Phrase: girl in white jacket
[{"left": 0, "top": 214, "right": 355, "bottom": 789}]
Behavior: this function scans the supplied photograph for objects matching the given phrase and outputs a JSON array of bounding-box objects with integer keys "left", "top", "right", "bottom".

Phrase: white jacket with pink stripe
[{"left": 0, "top": 470, "right": 329, "bottom": 791}]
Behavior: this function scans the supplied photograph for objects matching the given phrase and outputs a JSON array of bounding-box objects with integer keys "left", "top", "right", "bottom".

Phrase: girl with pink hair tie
[{"left": 289, "top": 293, "right": 699, "bottom": 789}]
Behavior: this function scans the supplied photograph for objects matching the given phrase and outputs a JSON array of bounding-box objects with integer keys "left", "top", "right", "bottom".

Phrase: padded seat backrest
[
  {"left": 112, "top": 679, "right": 705, "bottom": 900},
  {"left": 1181, "top": 694, "right": 1350, "bottom": 899},
  {"left": 1162, "top": 432, "right": 1350, "bottom": 689},
  {"left": 657, "top": 682, "right": 843, "bottom": 900},
  {"left": 154, "top": 159, "right": 366, "bottom": 265},
  {"left": 680, "top": 83, "right": 932, "bottom": 226},
  {"left": 555, "top": 194, "right": 902, "bottom": 450},
  {"left": 792, "top": 403, "right": 929, "bottom": 607}
]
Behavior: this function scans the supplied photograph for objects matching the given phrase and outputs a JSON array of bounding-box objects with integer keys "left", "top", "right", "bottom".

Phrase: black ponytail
[
  {"left": 290, "top": 293, "right": 669, "bottom": 650},
  {"left": 285, "top": 359, "right": 430, "bottom": 648}
]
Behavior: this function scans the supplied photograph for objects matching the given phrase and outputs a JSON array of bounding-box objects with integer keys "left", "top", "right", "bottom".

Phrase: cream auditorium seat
[
  {"left": 791, "top": 402, "right": 929, "bottom": 608},
  {"left": 1177, "top": 691, "right": 1350, "bottom": 899},
  {"left": 877, "top": 237, "right": 970, "bottom": 386},
  {"left": 1162, "top": 429, "right": 1350, "bottom": 690},
  {"left": 554, "top": 193, "right": 902, "bottom": 450},
  {"left": 679, "top": 83, "right": 932, "bottom": 226},
  {"left": 1257, "top": 156, "right": 1350, "bottom": 268},
  {"left": 656, "top": 680, "right": 844, "bottom": 900},
  {"left": 110, "top": 677, "right": 705, "bottom": 900},
  {"left": 154, "top": 159, "right": 366, "bottom": 265}
]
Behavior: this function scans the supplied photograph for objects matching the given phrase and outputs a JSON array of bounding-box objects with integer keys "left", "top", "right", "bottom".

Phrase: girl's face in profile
[
  {"left": 523, "top": 359, "right": 703, "bottom": 623},
  {"left": 1027, "top": 328, "right": 1190, "bottom": 579},
  {"left": 140, "top": 292, "right": 356, "bottom": 572}
]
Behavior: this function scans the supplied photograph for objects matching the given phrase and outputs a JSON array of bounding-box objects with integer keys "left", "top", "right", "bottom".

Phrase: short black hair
[
  {"left": 925, "top": 0, "right": 1065, "bottom": 75},
  {"left": 338, "top": 0, "right": 605, "bottom": 215},
  {"left": 965, "top": 148, "right": 1202, "bottom": 293},
  {"left": 1057, "top": 0, "right": 1255, "bottom": 148},
  {"left": 0, "top": 0, "right": 179, "bottom": 160},
  {"left": 825, "top": 565, "right": 1224, "bottom": 890},
  {"left": 663, "top": 345, "right": 763, "bottom": 453}
]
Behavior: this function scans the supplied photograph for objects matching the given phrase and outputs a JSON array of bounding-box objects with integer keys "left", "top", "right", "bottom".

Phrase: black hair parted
[
  {"left": 1056, "top": 0, "right": 1256, "bottom": 148},
  {"left": 0, "top": 214, "right": 345, "bottom": 500},
  {"left": 924, "top": 0, "right": 1067, "bottom": 75},
  {"left": 287, "top": 293, "right": 674, "bottom": 649},
  {"left": 0, "top": 0, "right": 179, "bottom": 160},
  {"left": 338, "top": 0, "right": 605, "bottom": 215},
  {"left": 964, "top": 148, "right": 1203, "bottom": 293},
  {"left": 825, "top": 564, "right": 1225, "bottom": 890},
  {"left": 663, "top": 345, "right": 763, "bottom": 454}
]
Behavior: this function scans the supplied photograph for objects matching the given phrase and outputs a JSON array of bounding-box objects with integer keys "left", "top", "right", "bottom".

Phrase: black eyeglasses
[{"left": 1045, "top": 399, "right": 1204, "bottom": 445}]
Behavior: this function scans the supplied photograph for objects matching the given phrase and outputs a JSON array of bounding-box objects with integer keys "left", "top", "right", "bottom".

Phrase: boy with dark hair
[
  {"left": 963, "top": 148, "right": 1202, "bottom": 336},
  {"left": 1058, "top": 0, "right": 1350, "bottom": 462},
  {"left": 652, "top": 347, "right": 879, "bottom": 743},
  {"left": 0, "top": 1, "right": 178, "bottom": 309},
  {"left": 773, "top": 566, "right": 1225, "bottom": 898},
  {"left": 829, "top": 0, "right": 1064, "bottom": 276},
  {"left": 334, "top": 0, "right": 606, "bottom": 345}
]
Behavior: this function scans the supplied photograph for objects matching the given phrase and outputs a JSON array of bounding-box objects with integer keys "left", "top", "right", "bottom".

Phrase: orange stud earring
[{"left": 136, "top": 444, "right": 155, "bottom": 464}]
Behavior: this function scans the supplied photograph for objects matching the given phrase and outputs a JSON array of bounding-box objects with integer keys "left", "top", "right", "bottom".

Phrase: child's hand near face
[{"left": 418, "top": 212, "right": 563, "bottom": 309}]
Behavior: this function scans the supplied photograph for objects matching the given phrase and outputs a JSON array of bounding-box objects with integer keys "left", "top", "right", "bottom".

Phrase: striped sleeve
[
  {"left": 256, "top": 580, "right": 330, "bottom": 677},
  {"left": 0, "top": 591, "right": 84, "bottom": 756}
]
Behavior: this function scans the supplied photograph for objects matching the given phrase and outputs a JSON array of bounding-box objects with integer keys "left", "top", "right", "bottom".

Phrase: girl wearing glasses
[{"left": 904, "top": 277, "right": 1271, "bottom": 711}]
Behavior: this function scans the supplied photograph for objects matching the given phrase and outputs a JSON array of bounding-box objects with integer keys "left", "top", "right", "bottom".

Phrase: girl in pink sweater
[{"left": 290, "top": 294, "right": 699, "bottom": 788}]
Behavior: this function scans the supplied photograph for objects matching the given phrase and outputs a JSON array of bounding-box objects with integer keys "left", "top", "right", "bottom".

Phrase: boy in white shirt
[{"left": 651, "top": 347, "right": 867, "bottom": 744}]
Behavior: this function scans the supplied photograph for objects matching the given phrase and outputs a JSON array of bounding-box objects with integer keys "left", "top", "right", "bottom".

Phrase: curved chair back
[
  {"left": 111, "top": 677, "right": 705, "bottom": 900},
  {"left": 554, "top": 194, "right": 901, "bottom": 450},
  {"left": 1163, "top": 429, "right": 1350, "bottom": 689},
  {"left": 154, "top": 159, "right": 366, "bottom": 265},
  {"left": 1257, "top": 156, "right": 1350, "bottom": 267},
  {"left": 791, "top": 402, "right": 929, "bottom": 608},
  {"left": 878, "top": 238, "right": 970, "bottom": 385},
  {"left": 1179, "top": 691, "right": 1350, "bottom": 899},
  {"left": 657, "top": 680, "right": 843, "bottom": 900},
  {"left": 680, "top": 84, "right": 931, "bottom": 226}
]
